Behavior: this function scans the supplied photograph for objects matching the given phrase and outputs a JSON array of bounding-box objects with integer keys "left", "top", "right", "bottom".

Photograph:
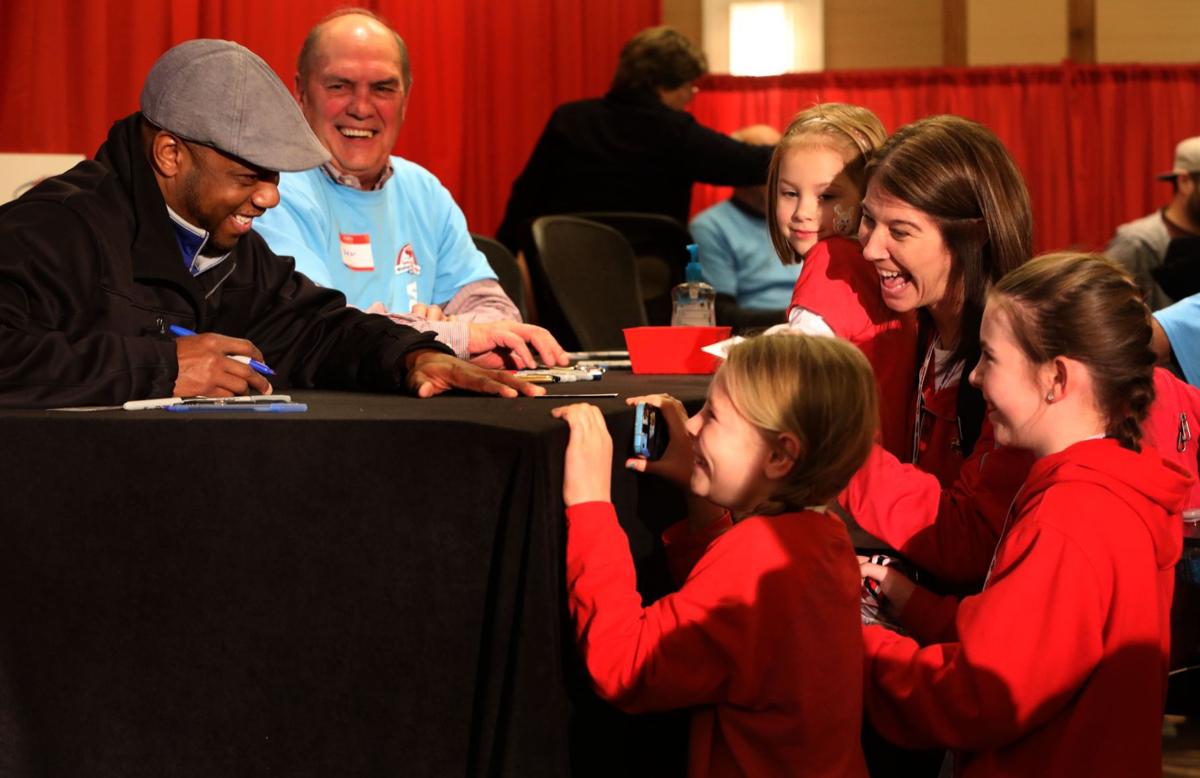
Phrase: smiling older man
[
  {"left": 0, "top": 38, "right": 540, "bottom": 407},
  {"left": 253, "top": 10, "right": 566, "bottom": 370}
]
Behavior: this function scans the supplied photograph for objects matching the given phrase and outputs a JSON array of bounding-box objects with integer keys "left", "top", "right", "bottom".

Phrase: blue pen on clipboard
[{"left": 168, "top": 325, "right": 275, "bottom": 377}]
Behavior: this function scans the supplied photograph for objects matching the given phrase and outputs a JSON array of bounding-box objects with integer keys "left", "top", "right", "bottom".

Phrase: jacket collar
[{"left": 95, "top": 113, "right": 209, "bottom": 321}]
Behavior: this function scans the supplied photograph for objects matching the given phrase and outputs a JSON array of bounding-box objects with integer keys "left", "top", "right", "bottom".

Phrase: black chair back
[
  {"left": 471, "top": 233, "right": 528, "bottom": 322},
  {"left": 531, "top": 216, "right": 648, "bottom": 351},
  {"left": 570, "top": 212, "right": 691, "bottom": 326}
]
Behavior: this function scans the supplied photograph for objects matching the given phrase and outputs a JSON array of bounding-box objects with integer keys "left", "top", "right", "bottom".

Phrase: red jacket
[
  {"left": 844, "top": 367, "right": 1199, "bottom": 590},
  {"left": 842, "top": 423, "right": 1033, "bottom": 586},
  {"left": 863, "top": 438, "right": 1190, "bottom": 777},
  {"left": 788, "top": 236, "right": 918, "bottom": 459},
  {"left": 566, "top": 503, "right": 867, "bottom": 777}
]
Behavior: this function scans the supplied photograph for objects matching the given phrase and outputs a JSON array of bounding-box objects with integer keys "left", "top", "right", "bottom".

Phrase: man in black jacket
[
  {"left": 0, "top": 39, "right": 537, "bottom": 408},
  {"left": 495, "top": 26, "right": 773, "bottom": 253}
]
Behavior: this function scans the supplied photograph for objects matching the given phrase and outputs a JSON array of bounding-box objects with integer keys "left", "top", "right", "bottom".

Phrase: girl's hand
[
  {"left": 858, "top": 555, "right": 917, "bottom": 616},
  {"left": 552, "top": 403, "right": 613, "bottom": 506},
  {"left": 623, "top": 394, "right": 693, "bottom": 489}
]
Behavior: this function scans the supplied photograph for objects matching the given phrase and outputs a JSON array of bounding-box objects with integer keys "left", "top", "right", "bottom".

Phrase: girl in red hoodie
[
  {"left": 553, "top": 335, "right": 876, "bottom": 777},
  {"left": 859, "top": 252, "right": 1191, "bottom": 777},
  {"left": 767, "top": 103, "right": 917, "bottom": 459}
]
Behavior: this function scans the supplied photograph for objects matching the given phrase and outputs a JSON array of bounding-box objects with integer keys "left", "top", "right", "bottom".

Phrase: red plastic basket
[{"left": 623, "top": 326, "right": 732, "bottom": 375}]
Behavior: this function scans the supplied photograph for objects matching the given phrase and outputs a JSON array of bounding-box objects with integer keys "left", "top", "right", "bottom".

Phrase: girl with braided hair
[{"left": 858, "top": 252, "right": 1191, "bottom": 777}]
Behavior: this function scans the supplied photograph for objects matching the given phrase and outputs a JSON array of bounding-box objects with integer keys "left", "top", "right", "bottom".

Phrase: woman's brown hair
[
  {"left": 990, "top": 252, "right": 1155, "bottom": 450},
  {"left": 767, "top": 103, "right": 887, "bottom": 265},
  {"left": 718, "top": 334, "right": 879, "bottom": 513},
  {"left": 864, "top": 115, "right": 1033, "bottom": 369}
]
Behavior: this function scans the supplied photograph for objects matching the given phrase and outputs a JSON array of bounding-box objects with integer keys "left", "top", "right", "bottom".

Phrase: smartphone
[{"left": 632, "top": 402, "right": 670, "bottom": 461}]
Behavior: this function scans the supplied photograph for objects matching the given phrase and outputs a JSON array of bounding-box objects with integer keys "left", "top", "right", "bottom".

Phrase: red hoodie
[
  {"left": 843, "top": 367, "right": 1199, "bottom": 593},
  {"left": 863, "top": 438, "right": 1190, "bottom": 777},
  {"left": 566, "top": 503, "right": 867, "bottom": 778},
  {"left": 788, "top": 236, "right": 918, "bottom": 460}
]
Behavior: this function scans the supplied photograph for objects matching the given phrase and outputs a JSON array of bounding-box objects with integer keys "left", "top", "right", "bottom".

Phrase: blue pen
[{"left": 168, "top": 325, "right": 275, "bottom": 377}]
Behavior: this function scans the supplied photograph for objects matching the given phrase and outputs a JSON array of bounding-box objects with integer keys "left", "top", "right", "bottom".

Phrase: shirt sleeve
[
  {"left": 864, "top": 511, "right": 1106, "bottom": 751},
  {"left": 0, "top": 202, "right": 179, "bottom": 406},
  {"left": 1155, "top": 293, "right": 1200, "bottom": 385},
  {"left": 429, "top": 181, "right": 497, "bottom": 305},
  {"left": 839, "top": 435, "right": 1034, "bottom": 586},
  {"left": 676, "top": 120, "right": 773, "bottom": 186},
  {"left": 566, "top": 501, "right": 763, "bottom": 712},
  {"left": 661, "top": 513, "right": 734, "bottom": 585},
  {"left": 440, "top": 279, "right": 521, "bottom": 323}
]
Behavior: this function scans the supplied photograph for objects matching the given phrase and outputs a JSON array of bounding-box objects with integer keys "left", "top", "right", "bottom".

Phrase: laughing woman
[{"left": 841, "top": 116, "right": 1038, "bottom": 587}]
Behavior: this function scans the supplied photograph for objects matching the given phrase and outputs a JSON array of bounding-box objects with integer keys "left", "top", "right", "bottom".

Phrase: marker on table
[{"left": 168, "top": 325, "right": 275, "bottom": 377}]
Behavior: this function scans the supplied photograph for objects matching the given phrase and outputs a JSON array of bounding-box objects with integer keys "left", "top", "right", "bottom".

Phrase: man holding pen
[{"left": 0, "top": 39, "right": 538, "bottom": 407}]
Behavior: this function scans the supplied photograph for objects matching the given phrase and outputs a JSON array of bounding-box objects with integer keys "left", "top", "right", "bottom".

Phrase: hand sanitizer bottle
[{"left": 671, "top": 244, "right": 716, "bottom": 327}]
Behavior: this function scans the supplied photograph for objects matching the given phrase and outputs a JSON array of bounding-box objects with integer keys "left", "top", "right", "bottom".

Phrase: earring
[{"left": 1046, "top": 391, "right": 1055, "bottom": 403}]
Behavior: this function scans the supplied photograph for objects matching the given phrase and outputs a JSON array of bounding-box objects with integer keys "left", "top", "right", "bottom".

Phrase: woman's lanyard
[{"left": 910, "top": 338, "right": 963, "bottom": 463}]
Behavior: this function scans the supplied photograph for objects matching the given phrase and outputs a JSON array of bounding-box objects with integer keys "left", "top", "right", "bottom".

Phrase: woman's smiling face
[{"left": 858, "top": 181, "right": 957, "bottom": 315}]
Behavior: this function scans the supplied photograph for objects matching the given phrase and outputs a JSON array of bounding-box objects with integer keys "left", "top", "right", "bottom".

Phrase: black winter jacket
[{"left": 0, "top": 113, "right": 449, "bottom": 407}]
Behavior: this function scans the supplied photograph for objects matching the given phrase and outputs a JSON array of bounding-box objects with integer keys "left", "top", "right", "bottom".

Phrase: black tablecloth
[{"left": 0, "top": 373, "right": 711, "bottom": 777}]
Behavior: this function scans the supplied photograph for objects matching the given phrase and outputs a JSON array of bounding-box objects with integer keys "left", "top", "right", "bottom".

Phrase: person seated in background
[
  {"left": 495, "top": 26, "right": 773, "bottom": 257},
  {"left": 0, "top": 39, "right": 538, "bottom": 408},
  {"left": 1106, "top": 135, "right": 1200, "bottom": 311},
  {"left": 1152, "top": 290, "right": 1200, "bottom": 385},
  {"left": 689, "top": 125, "right": 800, "bottom": 332},
  {"left": 253, "top": 9, "right": 566, "bottom": 370}
]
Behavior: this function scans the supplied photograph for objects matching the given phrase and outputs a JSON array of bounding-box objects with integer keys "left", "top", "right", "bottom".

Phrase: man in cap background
[
  {"left": 0, "top": 38, "right": 538, "bottom": 407},
  {"left": 1106, "top": 135, "right": 1200, "bottom": 310},
  {"left": 253, "top": 10, "right": 566, "bottom": 370}
]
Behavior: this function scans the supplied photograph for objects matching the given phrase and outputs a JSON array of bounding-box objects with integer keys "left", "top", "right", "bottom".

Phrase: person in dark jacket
[
  {"left": 0, "top": 38, "right": 538, "bottom": 408},
  {"left": 494, "top": 26, "right": 773, "bottom": 254}
]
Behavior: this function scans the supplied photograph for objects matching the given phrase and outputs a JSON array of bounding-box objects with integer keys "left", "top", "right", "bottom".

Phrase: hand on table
[
  {"left": 466, "top": 320, "right": 569, "bottom": 370},
  {"left": 404, "top": 349, "right": 544, "bottom": 398},
  {"left": 858, "top": 555, "right": 917, "bottom": 616},
  {"left": 174, "top": 332, "right": 273, "bottom": 397},
  {"left": 552, "top": 403, "right": 613, "bottom": 506}
]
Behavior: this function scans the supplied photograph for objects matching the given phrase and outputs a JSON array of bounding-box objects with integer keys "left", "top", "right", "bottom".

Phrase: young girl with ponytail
[{"left": 859, "top": 252, "right": 1192, "bottom": 776}]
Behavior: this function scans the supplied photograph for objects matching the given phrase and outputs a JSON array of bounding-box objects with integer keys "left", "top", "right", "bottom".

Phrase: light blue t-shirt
[
  {"left": 253, "top": 158, "right": 496, "bottom": 313},
  {"left": 689, "top": 199, "right": 800, "bottom": 310},
  {"left": 1155, "top": 293, "right": 1200, "bottom": 386}
]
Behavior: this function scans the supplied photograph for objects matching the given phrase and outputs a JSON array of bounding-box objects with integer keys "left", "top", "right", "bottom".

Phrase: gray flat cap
[{"left": 141, "top": 39, "right": 329, "bottom": 172}]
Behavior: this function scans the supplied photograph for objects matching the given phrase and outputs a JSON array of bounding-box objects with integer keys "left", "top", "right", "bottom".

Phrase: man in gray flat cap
[
  {"left": 1106, "top": 135, "right": 1200, "bottom": 311},
  {"left": 0, "top": 39, "right": 540, "bottom": 407}
]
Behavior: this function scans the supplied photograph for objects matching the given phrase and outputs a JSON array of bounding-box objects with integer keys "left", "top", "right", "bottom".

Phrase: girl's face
[
  {"left": 775, "top": 144, "right": 861, "bottom": 259},
  {"left": 686, "top": 380, "right": 776, "bottom": 515},
  {"left": 859, "top": 182, "right": 958, "bottom": 315},
  {"left": 969, "top": 301, "right": 1053, "bottom": 453}
]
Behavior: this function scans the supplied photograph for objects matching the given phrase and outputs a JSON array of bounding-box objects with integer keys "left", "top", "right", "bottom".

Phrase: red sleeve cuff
[{"left": 897, "top": 584, "right": 960, "bottom": 644}]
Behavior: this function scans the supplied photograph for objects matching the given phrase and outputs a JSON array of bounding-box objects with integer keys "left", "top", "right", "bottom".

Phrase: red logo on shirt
[{"left": 396, "top": 243, "right": 421, "bottom": 275}]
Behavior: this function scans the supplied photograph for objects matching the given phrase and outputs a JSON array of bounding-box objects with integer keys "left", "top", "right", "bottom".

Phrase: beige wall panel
[
  {"left": 825, "top": 0, "right": 943, "bottom": 70},
  {"left": 663, "top": 0, "right": 705, "bottom": 52},
  {"left": 1097, "top": 0, "right": 1200, "bottom": 63},
  {"left": 968, "top": 0, "right": 1068, "bottom": 65}
]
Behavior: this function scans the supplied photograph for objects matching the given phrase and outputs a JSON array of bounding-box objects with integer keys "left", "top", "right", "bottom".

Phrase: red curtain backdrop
[
  {"left": 0, "top": 0, "right": 659, "bottom": 238},
  {"left": 3, "top": 2, "right": 1197, "bottom": 253},
  {"left": 689, "top": 64, "right": 1200, "bottom": 254}
]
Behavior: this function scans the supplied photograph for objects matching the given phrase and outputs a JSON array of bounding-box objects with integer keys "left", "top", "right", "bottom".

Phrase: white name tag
[{"left": 339, "top": 233, "right": 374, "bottom": 271}]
